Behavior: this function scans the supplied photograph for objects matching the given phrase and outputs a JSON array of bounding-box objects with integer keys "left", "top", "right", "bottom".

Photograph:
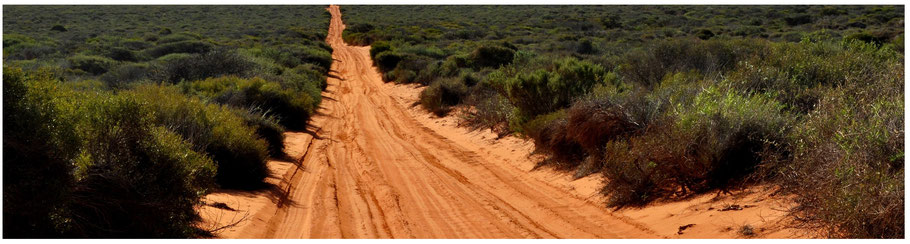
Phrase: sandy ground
[{"left": 197, "top": 5, "right": 807, "bottom": 239}]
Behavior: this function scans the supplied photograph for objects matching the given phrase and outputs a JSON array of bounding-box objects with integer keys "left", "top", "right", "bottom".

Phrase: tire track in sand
[{"left": 231, "top": 5, "right": 661, "bottom": 238}]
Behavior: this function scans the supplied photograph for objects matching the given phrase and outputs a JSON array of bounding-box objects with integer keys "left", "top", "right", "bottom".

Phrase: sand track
[
  {"left": 198, "top": 5, "right": 801, "bottom": 239},
  {"left": 218, "top": 5, "right": 659, "bottom": 238}
]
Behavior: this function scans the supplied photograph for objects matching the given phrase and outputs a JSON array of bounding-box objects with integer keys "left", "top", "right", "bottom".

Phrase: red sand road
[{"left": 197, "top": 5, "right": 801, "bottom": 239}]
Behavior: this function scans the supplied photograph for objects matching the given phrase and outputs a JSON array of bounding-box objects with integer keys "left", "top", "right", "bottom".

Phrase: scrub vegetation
[
  {"left": 340, "top": 5, "right": 904, "bottom": 238},
  {"left": 3, "top": 5, "right": 331, "bottom": 237}
]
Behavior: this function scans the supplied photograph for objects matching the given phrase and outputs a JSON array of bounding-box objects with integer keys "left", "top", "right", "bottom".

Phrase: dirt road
[
  {"left": 198, "top": 5, "right": 800, "bottom": 239},
  {"left": 215, "top": 5, "right": 660, "bottom": 238}
]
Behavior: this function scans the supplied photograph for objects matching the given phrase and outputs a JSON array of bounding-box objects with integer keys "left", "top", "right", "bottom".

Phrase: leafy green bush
[
  {"left": 67, "top": 54, "right": 117, "bottom": 75},
  {"left": 529, "top": 82, "right": 666, "bottom": 177},
  {"left": 773, "top": 69, "right": 903, "bottom": 238},
  {"left": 106, "top": 47, "right": 138, "bottom": 62},
  {"left": 695, "top": 29, "right": 715, "bottom": 40},
  {"left": 419, "top": 77, "right": 468, "bottom": 116},
  {"left": 3, "top": 67, "right": 219, "bottom": 237},
  {"left": 523, "top": 110, "right": 584, "bottom": 169},
  {"left": 155, "top": 49, "right": 256, "bottom": 83},
  {"left": 602, "top": 86, "right": 793, "bottom": 206},
  {"left": 180, "top": 76, "right": 318, "bottom": 131},
  {"left": 157, "top": 32, "right": 200, "bottom": 44},
  {"left": 143, "top": 40, "right": 213, "bottom": 58},
  {"left": 3, "top": 67, "right": 80, "bottom": 237},
  {"left": 620, "top": 38, "right": 763, "bottom": 87},
  {"left": 257, "top": 44, "right": 332, "bottom": 72},
  {"left": 127, "top": 85, "right": 268, "bottom": 189},
  {"left": 374, "top": 51, "right": 401, "bottom": 73},
  {"left": 494, "top": 58, "right": 605, "bottom": 127},
  {"left": 462, "top": 83, "right": 514, "bottom": 136},
  {"left": 370, "top": 41, "right": 392, "bottom": 59},
  {"left": 237, "top": 108, "right": 287, "bottom": 158},
  {"left": 2, "top": 5, "right": 333, "bottom": 238},
  {"left": 2, "top": 34, "right": 58, "bottom": 60},
  {"left": 100, "top": 63, "right": 151, "bottom": 89},
  {"left": 67, "top": 92, "right": 216, "bottom": 237},
  {"left": 784, "top": 14, "right": 813, "bottom": 26},
  {"left": 470, "top": 45, "right": 515, "bottom": 68}
]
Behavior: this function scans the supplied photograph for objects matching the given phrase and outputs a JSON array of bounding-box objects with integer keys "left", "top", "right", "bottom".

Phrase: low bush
[
  {"left": 127, "top": 85, "right": 268, "bottom": 189},
  {"left": 370, "top": 41, "right": 391, "bottom": 59},
  {"left": 773, "top": 72, "right": 903, "bottom": 238},
  {"left": 523, "top": 110, "right": 585, "bottom": 169},
  {"left": 180, "top": 76, "right": 318, "bottom": 131},
  {"left": 258, "top": 44, "right": 332, "bottom": 72},
  {"left": 602, "top": 86, "right": 793, "bottom": 206},
  {"left": 3, "top": 67, "right": 80, "bottom": 237},
  {"left": 143, "top": 40, "right": 213, "bottom": 58},
  {"left": 620, "top": 38, "right": 764, "bottom": 87},
  {"left": 154, "top": 49, "right": 256, "bottom": 83},
  {"left": 493, "top": 58, "right": 605, "bottom": 127},
  {"left": 3, "top": 35, "right": 59, "bottom": 60},
  {"left": 419, "top": 77, "right": 468, "bottom": 116},
  {"left": 106, "top": 47, "right": 138, "bottom": 62},
  {"left": 566, "top": 98, "right": 638, "bottom": 154},
  {"left": 470, "top": 44, "right": 515, "bottom": 68},
  {"left": 3, "top": 68, "right": 219, "bottom": 237},
  {"left": 156, "top": 32, "right": 200, "bottom": 44},
  {"left": 240, "top": 109, "right": 286, "bottom": 158},
  {"left": 530, "top": 83, "right": 665, "bottom": 177},
  {"left": 67, "top": 54, "right": 117, "bottom": 75},
  {"left": 100, "top": 63, "right": 152, "bottom": 89},
  {"left": 374, "top": 51, "right": 401, "bottom": 73},
  {"left": 67, "top": 93, "right": 216, "bottom": 237},
  {"left": 461, "top": 83, "right": 514, "bottom": 136}
]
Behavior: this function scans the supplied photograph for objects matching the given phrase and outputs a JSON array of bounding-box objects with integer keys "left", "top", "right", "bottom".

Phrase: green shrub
[
  {"left": 143, "top": 40, "right": 213, "bottom": 58},
  {"left": 602, "top": 86, "right": 794, "bottom": 206},
  {"left": 180, "top": 76, "right": 318, "bottom": 131},
  {"left": 370, "top": 41, "right": 391, "bottom": 59},
  {"left": 531, "top": 83, "right": 666, "bottom": 177},
  {"left": 67, "top": 93, "right": 216, "bottom": 237},
  {"left": 3, "top": 34, "right": 36, "bottom": 47},
  {"left": 4, "top": 42, "right": 58, "bottom": 60},
  {"left": 523, "top": 110, "right": 585, "bottom": 169},
  {"left": 784, "top": 14, "right": 813, "bottom": 26},
  {"left": 620, "top": 38, "right": 762, "bottom": 87},
  {"left": 155, "top": 49, "right": 257, "bottom": 83},
  {"left": 3, "top": 68, "right": 219, "bottom": 237},
  {"left": 600, "top": 15, "right": 622, "bottom": 29},
  {"left": 3, "top": 67, "right": 80, "bottom": 237},
  {"left": 67, "top": 54, "right": 117, "bottom": 75},
  {"left": 2, "top": 34, "right": 58, "bottom": 60},
  {"left": 419, "top": 77, "right": 468, "bottom": 116},
  {"left": 695, "top": 29, "right": 715, "bottom": 40},
  {"left": 106, "top": 47, "right": 138, "bottom": 61},
  {"left": 127, "top": 85, "right": 268, "bottom": 189},
  {"left": 462, "top": 83, "right": 514, "bottom": 136},
  {"left": 157, "top": 32, "right": 201, "bottom": 44},
  {"left": 100, "top": 63, "right": 151, "bottom": 89},
  {"left": 775, "top": 75, "right": 903, "bottom": 238},
  {"left": 257, "top": 44, "right": 332, "bottom": 72},
  {"left": 50, "top": 24, "right": 67, "bottom": 32},
  {"left": 495, "top": 58, "right": 605, "bottom": 126},
  {"left": 576, "top": 39, "right": 596, "bottom": 54},
  {"left": 470, "top": 45, "right": 515, "bottom": 68},
  {"left": 566, "top": 96, "right": 639, "bottom": 155},
  {"left": 374, "top": 51, "right": 401, "bottom": 73},
  {"left": 237, "top": 108, "right": 286, "bottom": 158}
]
